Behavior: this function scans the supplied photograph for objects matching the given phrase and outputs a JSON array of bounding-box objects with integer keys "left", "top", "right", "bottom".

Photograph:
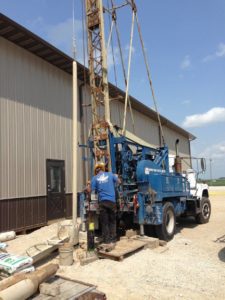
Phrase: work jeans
[{"left": 99, "top": 200, "right": 117, "bottom": 244}]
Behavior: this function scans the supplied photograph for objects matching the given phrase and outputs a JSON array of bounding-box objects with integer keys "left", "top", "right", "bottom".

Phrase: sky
[{"left": 1, "top": 0, "right": 225, "bottom": 179}]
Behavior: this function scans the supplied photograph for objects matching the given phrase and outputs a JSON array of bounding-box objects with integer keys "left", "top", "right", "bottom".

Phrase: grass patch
[{"left": 199, "top": 179, "right": 225, "bottom": 186}]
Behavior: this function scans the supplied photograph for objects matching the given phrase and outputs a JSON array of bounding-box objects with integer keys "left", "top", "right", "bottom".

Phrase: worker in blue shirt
[{"left": 91, "top": 162, "right": 120, "bottom": 245}]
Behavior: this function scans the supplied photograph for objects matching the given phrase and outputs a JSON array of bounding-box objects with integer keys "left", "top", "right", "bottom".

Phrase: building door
[{"left": 46, "top": 159, "right": 65, "bottom": 220}]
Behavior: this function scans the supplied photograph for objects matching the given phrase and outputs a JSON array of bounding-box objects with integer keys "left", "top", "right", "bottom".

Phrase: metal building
[{"left": 0, "top": 14, "right": 195, "bottom": 233}]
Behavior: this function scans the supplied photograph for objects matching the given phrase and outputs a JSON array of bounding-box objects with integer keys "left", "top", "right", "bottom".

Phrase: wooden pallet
[
  {"left": 30, "top": 275, "right": 105, "bottom": 299},
  {"left": 97, "top": 239, "right": 148, "bottom": 261}
]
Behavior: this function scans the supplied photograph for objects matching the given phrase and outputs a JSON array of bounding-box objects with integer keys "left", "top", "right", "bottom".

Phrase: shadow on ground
[
  {"left": 218, "top": 247, "right": 225, "bottom": 262},
  {"left": 214, "top": 234, "right": 225, "bottom": 262},
  {"left": 141, "top": 217, "right": 198, "bottom": 238},
  {"left": 176, "top": 216, "right": 198, "bottom": 234}
]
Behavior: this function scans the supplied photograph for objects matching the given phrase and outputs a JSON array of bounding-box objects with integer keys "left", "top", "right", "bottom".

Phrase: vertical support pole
[{"left": 72, "top": 61, "right": 78, "bottom": 225}]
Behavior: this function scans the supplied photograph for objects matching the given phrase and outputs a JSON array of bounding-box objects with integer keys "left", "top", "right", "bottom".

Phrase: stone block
[
  {"left": 125, "top": 229, "right": 137, "bottom": 238},
  {"left": 80, "top": 253, "right": 98, "bottom": 266},
  {"left": 39, "top": 282, "right": 60, "bottom": 296}
]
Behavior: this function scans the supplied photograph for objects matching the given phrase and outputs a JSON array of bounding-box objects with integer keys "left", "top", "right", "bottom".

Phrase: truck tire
[
  {"left": 195, "top": 197, "right": 211, "bottom": 224},
  {"left": 155, "top": 202, "right": 176, "bottom": 241}
]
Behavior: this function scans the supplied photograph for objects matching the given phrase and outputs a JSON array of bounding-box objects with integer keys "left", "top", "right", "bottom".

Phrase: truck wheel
[
  {"left": 196, "top": 197, "right": 211, "bottom": 224},
  {"left": 155, "top": 202, "right": 176, "bottom": 241}
]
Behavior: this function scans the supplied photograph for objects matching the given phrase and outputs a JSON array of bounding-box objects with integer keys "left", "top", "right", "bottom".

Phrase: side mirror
[{"left": 200, "top": 158, "right": 206, "bottom": 172}]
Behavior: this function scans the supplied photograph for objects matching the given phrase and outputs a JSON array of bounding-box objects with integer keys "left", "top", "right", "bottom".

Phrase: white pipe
[
  {"left": 0, "top": 264, "right": 58, "bottom": 300},
  {"left": 0, "top": 231, "right": 16, "bottom": 242},
  {"left": 72, "top": 61, "right": 78, "bottom": 225},
  {"left": 0, "top": 278, "right": 38, "bottom": 300}
]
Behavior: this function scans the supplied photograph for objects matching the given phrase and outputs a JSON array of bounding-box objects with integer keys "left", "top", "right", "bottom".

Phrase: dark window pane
[{"left": 50, "top": 167, "right": 61, "bottom": 193}]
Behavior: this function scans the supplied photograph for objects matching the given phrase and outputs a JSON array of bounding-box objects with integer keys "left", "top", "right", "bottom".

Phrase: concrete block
[
  {"left": 39, "top": 282, "right": 60, "bottom": 296},
  {"left": 76, "top": 249, "right": 86, "bottom": 260},
  {"left": 80, "top": 253, "right": 98, "bottom": 266},
  {"left": 125, "top": 229, "right": 137, "bottom": 238}
]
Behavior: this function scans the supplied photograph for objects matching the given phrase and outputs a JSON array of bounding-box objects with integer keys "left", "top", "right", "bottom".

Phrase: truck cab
[{"left": 186, "top": 168, "right": 209, "bottom": 199}]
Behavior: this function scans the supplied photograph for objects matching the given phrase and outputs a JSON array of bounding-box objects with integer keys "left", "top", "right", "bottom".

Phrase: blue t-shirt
[{"left": 91, "top": 171, "right": 118, "bottom": 202}]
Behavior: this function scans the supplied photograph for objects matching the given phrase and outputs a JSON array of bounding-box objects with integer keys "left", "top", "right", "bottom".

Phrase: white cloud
[
  {"left": 203, "top": 43, "right": 225, "bottom": 62},
  {"left": 216, "top": 43, "right": 225, "bottom": 57},
  {"left": 182, "top": 100, "right": 191, "bottom": 105},
  {"left": 180, "top": 55, "right": 191, "bottom": 70},
  {"left": 45, "top": 18, "right": 83, "bottom": 58},
  {"left": 27, "top": 16, "right": 44, "bottom": 29},
  {"left": 125, "top": 44, "right": 136, "bottom": 54},
  {"left": 182, "top": 107, "right": 225, "bottom": 128},
  {"left": 199, "top": 141, "right": 225, "bottom": 160},
  {"left": 202, "top": 55, "right": 214, "bottom": 63},
  {"left": 191, "top": 141, "right": 225, "bottom": 179},
  {"left": 107, "top": 47, "right": 120, "bottom": 70},
  {"left": 107, "top": 44, "right": 136, "bottom": 72},
  {"left": 27, "top": 16, "right": 85, "bottom": 61}
]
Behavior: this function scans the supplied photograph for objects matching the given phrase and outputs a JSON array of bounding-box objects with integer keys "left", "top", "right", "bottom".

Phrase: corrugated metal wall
[
  {"left": 80, "top": 87, "right": 161, "bottom": 148},
  {"left": 0, "top": 196, "right": 47, "bottom": 232},
  {"left": 0, "top": 37, "right": 73, "bottom": 199},
  {"left": 0, "top": 36, "right": 191, "bottom": 201}
]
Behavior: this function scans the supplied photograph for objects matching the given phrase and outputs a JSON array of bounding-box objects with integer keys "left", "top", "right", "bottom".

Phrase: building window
[{"left": 50, "top": 166, "right": 61, "bottom": 193}]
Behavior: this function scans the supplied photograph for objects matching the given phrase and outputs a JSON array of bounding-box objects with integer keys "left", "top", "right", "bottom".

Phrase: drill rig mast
[
  {"left": 82, "top": 1, "right": 211, "bottom": 242},
  {"left": 86, "top": 0, "right": 112, "bottom": 171}
]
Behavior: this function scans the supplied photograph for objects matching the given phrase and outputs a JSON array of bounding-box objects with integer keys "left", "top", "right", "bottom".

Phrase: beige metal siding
[
  {"left": 0, "top": 37, "right": 192, "bottom": 200},
  {"left": 163, "top": 126, "right": 190, "bottom": 156},
  {"left": 111, "top": 101, "right": 160, "bottom": 147},
  {"left": 0, "top": 37, "right": 73, "bottom": 199},
  {"left": 81, "top": 93, "right": 161, "bottom": 148},
  {"left": 163, "top": 126, "right": 191, "bottom": 171}
]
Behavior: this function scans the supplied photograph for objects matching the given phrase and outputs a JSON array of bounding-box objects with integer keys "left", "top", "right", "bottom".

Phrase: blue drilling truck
[{"left": 81, "top": 128, "right": 211, "bottom": 241}]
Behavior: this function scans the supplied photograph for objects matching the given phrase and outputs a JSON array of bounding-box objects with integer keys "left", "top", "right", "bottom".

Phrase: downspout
[
  {"left": 72, "top": 61, "right": 78, "bottom": 225},
  {"left": 188, "top": 138, "right": 193, "bottom": 169}
]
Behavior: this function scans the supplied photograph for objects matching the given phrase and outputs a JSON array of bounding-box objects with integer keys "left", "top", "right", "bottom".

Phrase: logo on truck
[{"left": 145, "top": 168, "right": 166, "bottom": 175}]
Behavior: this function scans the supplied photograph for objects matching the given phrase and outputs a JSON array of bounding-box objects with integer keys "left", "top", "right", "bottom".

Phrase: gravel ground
[
  {"left": 59, "top": 233, "right": 225, "bottom": 300},
  {"left": 5, "top": 187, "right": 225, "bottom": 299}
]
